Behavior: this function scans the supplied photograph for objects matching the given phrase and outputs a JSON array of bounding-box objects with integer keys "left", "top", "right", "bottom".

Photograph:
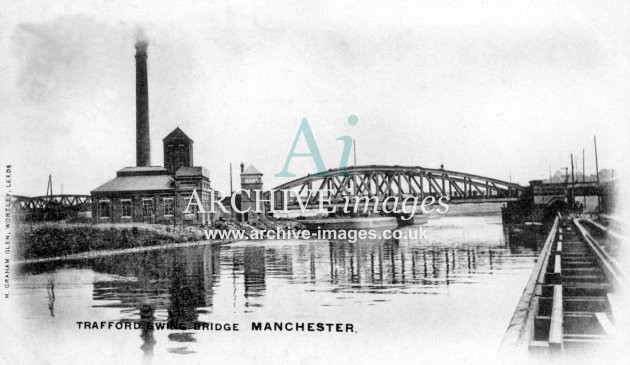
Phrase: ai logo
[{"left": 275, "top": 115, "right": 359, "bottom": 177}]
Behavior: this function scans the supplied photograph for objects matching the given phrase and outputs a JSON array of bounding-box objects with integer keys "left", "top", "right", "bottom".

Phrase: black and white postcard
[{"left": 1, "top": 1, "right": 628, "bottom": 364}]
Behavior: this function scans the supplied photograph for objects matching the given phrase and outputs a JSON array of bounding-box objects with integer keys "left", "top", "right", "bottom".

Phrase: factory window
[
  {"left": 142, "top": 199, "right": 154, "bottom": 217},
  {"left": 163, "top": 198, "right": 174, "bottom": 216},
  {"left": 99, "top": 201, "right": 110, "bottom": 218},
  {"left": 121, "top": 199, "right": 132, "bottom": 218}
]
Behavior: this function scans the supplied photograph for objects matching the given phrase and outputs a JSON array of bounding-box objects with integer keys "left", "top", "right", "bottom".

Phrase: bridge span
[
  {"left": 10, "top": 194, "right": 92, "bottom": 212},
  {"left": 271, "top": 165, "right": 524, "bottom": 210}
]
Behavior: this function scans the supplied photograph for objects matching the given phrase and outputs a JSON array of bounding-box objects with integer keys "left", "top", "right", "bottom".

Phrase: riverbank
[
  {"left": 14, "top": 218, "right": 306, "bottom": 261},
  {"left": 14, "top": 223, "right": 196, "bottom": 261},
  {"left": 13, "top": 239, "right": 216, "bottom": 265}
]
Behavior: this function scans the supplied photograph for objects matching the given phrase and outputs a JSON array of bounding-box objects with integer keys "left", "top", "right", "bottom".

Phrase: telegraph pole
[
  {"left": 229, "top": 163, "right": 233, "bottom": 194},
  {"left": 570, "top": 154, "right": 575, "bottom": 206},
  {"left": 570, "top": 154, "right": 575, "bottom": 184},
  {"left": 229, "top": 163, "right": 234, "bottom": 219},
  {"left": 594, "top": 136, "right": 600, "bottom": 211},
  {"left": 582, "top": 148, "right": 586, "bottom": 208}
]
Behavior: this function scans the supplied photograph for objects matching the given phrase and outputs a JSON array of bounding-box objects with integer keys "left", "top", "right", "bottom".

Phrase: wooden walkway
[
  {"left": 530, "top": 216, "right": 612, "bottom": 352},
  {"left": 502, "top": 213, "right": 625, "bottom": 356}
]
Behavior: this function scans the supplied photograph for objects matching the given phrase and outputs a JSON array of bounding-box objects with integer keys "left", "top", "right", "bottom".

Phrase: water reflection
[
  {"left": 47, "top": 279, "right": 55, "bottom": 317},
  {"left": 242, "top": 246, "right": 265, "bottom": 309},
  {"left": 17, "top": 216, "right": 544, "bottom": 359},
  {"left": 139, "top": 302, "right": 156, "bottom": 359}
]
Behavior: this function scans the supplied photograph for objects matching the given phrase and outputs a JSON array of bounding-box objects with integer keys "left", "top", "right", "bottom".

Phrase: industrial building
[{"left": 90, "top": 38, "right": 218, "bottom": 225}]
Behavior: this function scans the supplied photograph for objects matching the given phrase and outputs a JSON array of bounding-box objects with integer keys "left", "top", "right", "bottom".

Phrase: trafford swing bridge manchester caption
[{"left": 9, "top": 36, "right": 626, "bottom": 358}]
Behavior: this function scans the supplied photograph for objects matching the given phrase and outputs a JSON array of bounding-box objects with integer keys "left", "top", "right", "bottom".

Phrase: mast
[{"left": 46, "top": 174, "right": 53, "bottom": 199}]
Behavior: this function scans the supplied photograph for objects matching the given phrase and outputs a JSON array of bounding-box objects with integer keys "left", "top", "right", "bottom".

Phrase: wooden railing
[
  {"left": 504, "top": 212, "right": 620, "bottom": 356},
  {"left": 500, "top": 213, "right": 561, "bottom": 350},
  {"left": 549, "top": 284, "right": 563, "bottom": 352}
]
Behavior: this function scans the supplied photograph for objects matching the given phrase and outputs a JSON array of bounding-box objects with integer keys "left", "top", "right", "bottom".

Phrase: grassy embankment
[
  {"left": 14, "top": 223, "right": 203, "bottom": 260},
  {"left": 15, "top": 219, "right": 306, "bottom": 261}
]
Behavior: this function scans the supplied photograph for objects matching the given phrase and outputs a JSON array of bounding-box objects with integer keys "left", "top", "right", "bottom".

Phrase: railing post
[
  {"left": 552, "top": 254, "right": 562, "bottom": 284},
  {"left": 549, "top": 284, "right": 564, "bottom": 353}
]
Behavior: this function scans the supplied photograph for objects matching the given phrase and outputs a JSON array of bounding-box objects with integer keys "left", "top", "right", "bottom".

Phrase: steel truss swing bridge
[
  {"left": 271, "top": 165, "right": 525, "bottom": 211},
  {"left": 10, "top": 165, "right": 525, "bottom": 216}
]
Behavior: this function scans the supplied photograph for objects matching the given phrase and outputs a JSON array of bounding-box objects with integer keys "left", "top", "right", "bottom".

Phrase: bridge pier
[
  {"left": 502, "top": 180, "right": 570, "bottom": 224},
  {"left": 502, "top": 179, "right": 607, "bottom": 225}
]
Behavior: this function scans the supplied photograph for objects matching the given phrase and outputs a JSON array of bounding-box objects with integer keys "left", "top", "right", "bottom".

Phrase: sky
[{"left": 1, "top": 0, "right": 630, "bottom": 196}]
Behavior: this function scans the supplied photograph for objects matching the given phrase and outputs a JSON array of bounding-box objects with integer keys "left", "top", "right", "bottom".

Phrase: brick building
[
  {"left": 91, "top": 128, "right": 215, "bottom": 225},
  {"left": 90, "top": 39, "right": 215, "bottom": 225}
]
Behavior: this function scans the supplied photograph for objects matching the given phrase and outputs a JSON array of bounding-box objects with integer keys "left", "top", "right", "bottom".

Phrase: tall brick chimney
[{"left": 135, "top": 38, "right": 151, "bottom": 166}]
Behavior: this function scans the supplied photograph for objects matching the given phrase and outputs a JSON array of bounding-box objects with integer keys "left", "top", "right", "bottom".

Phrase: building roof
[
  {"left": 175, "top": 166, "right": 210, "bottom": 178},
  {"left": 163, "top": 127, "right": 193, "bottom": 142},
  {"left": 242, "top": 165, "right": 262, "bottom": 175},
  {"left": 116, "top": 166, "right": 170, "bottom": 177},
  {"left": 92, "top": 174, "right": 175, "bottom": 193}
]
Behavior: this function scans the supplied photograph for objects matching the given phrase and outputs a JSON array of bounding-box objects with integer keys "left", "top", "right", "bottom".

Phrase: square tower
[
  {"left": 240, "top": 163, "right": 264, "bottom": 221},
  {"left": 240, "top": 163, "right": 263, "bottom": 191},
  {"left": 163, "top": 127, "right": 193, "bottom": 175}
]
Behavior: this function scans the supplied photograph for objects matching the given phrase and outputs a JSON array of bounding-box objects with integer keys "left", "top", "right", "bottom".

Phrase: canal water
[{"left": 10, "top": 216, "right": 545, "bottom": 364}]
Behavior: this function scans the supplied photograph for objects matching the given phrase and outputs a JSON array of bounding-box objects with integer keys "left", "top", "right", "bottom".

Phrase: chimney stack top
[
  {"left": 135, "top": 28, "right": 149, "bottom": 53},
  {"left": 135, "top": 40, "right": 148, "bottom": 55}
]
